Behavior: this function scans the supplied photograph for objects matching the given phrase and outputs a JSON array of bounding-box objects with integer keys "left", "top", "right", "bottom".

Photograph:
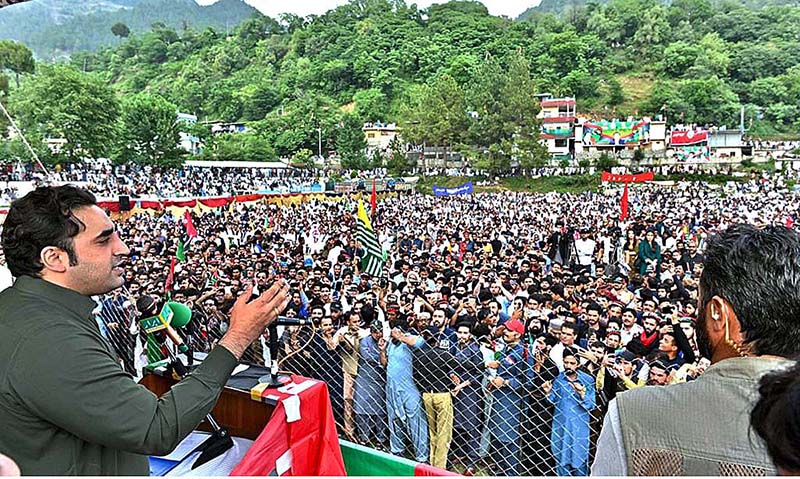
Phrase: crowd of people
[
  {"left": 0, "top": 162, "right": 327, "bottom": 199},
  {"left": 74, "top": 170, "right": 799, "bottom": 476}
]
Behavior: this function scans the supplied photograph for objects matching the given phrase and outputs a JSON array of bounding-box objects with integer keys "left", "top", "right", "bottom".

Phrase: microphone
[
  {"left": 274, "top": 316, "right": 314, "bottom": 326},
  {"left": 137, "top": 296, "right": 190, "bottom": 354}
]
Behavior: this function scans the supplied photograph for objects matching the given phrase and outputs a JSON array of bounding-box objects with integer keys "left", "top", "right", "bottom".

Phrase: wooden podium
[{"left": 139, "top": 364, "right": 277, "bottom": 441}]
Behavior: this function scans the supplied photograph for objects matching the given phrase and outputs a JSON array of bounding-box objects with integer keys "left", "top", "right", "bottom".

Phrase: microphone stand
[
  {"left": 162, "top": 343, "right": 233, "bottom": 469},
  {"left": 259, "top": 323, "right": 288, "bottom": 387}
]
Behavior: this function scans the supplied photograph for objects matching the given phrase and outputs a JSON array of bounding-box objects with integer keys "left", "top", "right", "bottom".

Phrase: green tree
[
  {"left": 662, "top": 42, "right": 700, "bottom": 78},
  {"left": 730, "top": 43, "right": 788, "bottom": 83},
  {"left": 595, "top": 152, "right": 619, "bottom": 171},
  {"left": 291, "top": 148, "right": 316, "bottom": 168},
  {"left": 499, "top": 54, "right": 548, "bottom": 170},
  {"left": 111, "top": 22, "right": 131, "bottom": 39},
  {"left": 117, "top": 93, "right": 184, "bottom": 166},
  {"left": 604, "top": 76, "right": 625, "bottom": 106},
  {"left": 139, "top": 36, "right": 169, "bottom": 64},
  {"left": 0, "top": 40, "right": 34, "bottom": 88},
  {"left": 336, "top": 114, "right": 369, "bottom": 170},
  {"left": 353, "top": 88, "right": 388, "bottom": 122},
  {"left": 677, "top": 76, "right": 740, "bottom": 125},
  {"left": 205, "top": 132, "right": 276, "bottom": 162},
  {"left": 748, "top": 77, "right": 790, "bottom": 106},
  {"left": 386, "top": 136, "right": 415, "bottom": 175},
  {"left": 11, "top": 65, "right": 119, "bottom": 162},
  {"left": 402, "top": 74, "right": 468, "bottom": 165}
]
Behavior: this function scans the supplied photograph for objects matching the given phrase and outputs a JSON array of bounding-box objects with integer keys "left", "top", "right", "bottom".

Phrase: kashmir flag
[{"left": 356, "top": 200, "right": 384, "bottom": 277}]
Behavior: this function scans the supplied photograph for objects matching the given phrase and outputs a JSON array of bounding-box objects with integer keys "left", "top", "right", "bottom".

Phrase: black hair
[
  {"left": 750, "top": 361, "right": 800, "bottom": 474},
  {"left": 472, "top": 322, "right": 491, "bottom": 340},
  {"left": 586, "top": 302, "right": 604, "bottom": 314},
  {"left": 2, "top": 185, "right": 97, "bottom": 278},
  {"left": 561, "top": 321, "right": 578, "bottom": 335},
  {"left": 700, "top": 224, "right": 800, "bottom": 357}
]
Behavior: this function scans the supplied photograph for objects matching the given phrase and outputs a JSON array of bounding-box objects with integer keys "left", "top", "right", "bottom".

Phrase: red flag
[
  {"left": 620, "top": 183, "right": 629, "bottom": 221},
  {"left": 183, "top": 210, "right": 197, "bottom": 238},
  {"left": 164, "top": 257, "right": 176, "bottom": 292},
  {"left": 370, "top": 178, "right": 377, "bottom": 217}
]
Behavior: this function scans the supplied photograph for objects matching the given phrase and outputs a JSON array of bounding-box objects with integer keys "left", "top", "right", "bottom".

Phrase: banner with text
[
  {"left": 432, "top": 182, "right": 473, "bottom": 196},
  {"left": 601, "top": 171, "right": 654, "bottom": 183}
]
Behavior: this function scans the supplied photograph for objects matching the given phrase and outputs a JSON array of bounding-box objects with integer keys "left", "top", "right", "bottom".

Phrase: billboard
[{"left": 582, "top": 119, "right": 650, "bottom": 146}]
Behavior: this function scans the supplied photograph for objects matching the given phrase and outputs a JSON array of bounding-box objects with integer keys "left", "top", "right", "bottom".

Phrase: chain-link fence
[{"left": 95, "top": 290, "right": 621, "bottom": 476}]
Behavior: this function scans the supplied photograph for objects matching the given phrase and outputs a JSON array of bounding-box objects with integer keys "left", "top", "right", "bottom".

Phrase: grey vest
[{"left": 617, "top": 357, "right": 791, "bottom": 476}]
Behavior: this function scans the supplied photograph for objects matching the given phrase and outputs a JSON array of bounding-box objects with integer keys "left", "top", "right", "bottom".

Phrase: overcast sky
[{"left": 195, "top": 0, "right": 540, "bottom": 19}]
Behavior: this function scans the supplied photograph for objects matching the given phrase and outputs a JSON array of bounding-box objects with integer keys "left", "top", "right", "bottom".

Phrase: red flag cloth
[
  {"left": 601, "top": 171, "right": 654, "bottom": 183},
  {"left": 414, "top": 462, "right": 461, "bottom": 476},
  {"left": 620, "top": 183, "right": 629, "bottom": 221},
  {"left": 370, "top": 178, "right": 377, "bottom": 216},
  {"left": 183, "top": 210, "right": 197, "bottom": 238},
  {"left": 231, "top": 376, "right": 346, "bottom": 476},
  {"left": 198, "top": 197, "right": 234, "bottom": 208},
  {"left": 234, "top": 193, "right": 265, "bottom": 203},
  {"left": 96, "top": 201, "right": 120, "bottom": 213},
  {"left": 164, "top": 257, "right": 176, "bottom": 292},
  {"left": 139, "top": 201, "right": 162, "bottom": 210}
]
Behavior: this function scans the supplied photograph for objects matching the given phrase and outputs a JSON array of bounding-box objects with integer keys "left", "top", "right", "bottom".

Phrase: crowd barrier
[{"left": 96, "top": 290, "right": 608, "bottom": 476}]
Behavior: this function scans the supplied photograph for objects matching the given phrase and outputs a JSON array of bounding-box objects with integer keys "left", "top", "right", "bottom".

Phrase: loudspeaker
[{"left": 119, "top": 195, "right": 131, "bottom": 212}]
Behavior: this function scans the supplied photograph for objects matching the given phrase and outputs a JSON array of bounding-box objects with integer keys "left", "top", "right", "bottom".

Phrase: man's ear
[
  {"left": 40, "top": 246, "right": 69, "bottom": 274},
  {"left": 707, "top": 295, "right": 737, "bottom": 332}
]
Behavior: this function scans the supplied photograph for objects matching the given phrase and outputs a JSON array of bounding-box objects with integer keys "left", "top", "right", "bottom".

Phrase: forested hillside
[
  {"left": 2, "top": 0, "right": 799, "bottom": 170},
  {"left": 0, "top": 0, "right": 257, "bottom": 59}
]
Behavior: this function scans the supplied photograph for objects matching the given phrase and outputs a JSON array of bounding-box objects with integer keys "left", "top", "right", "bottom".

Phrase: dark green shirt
[{"left": 0, "top": 276, "right": 238, "bottom": 475}]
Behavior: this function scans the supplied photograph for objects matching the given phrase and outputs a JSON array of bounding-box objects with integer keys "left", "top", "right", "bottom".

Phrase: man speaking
[
  {"left": 592, "top": 224, "right": 800, "bottom": 475},
  {"left": 0, "top": 185, "right": 290, "bottom": 475}
]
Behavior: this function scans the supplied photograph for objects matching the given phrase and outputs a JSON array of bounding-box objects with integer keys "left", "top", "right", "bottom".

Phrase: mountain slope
[{"left": 0, "top": 0, "right": 258, "bottom": 59}]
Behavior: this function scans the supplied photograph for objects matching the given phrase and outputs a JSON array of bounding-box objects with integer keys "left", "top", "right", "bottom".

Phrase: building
[
  {"left": 538, "top": 96, "right": 577, "bottom": 159},
  {"left": 205, "top": 121, "right": 247, "bottom": 135},
  {"left": 363, "top": 121, "right": 399, "bottom": 154},
  {"left": 536, "top": 94, "right": 667, "bottom": 159},
  {"left": 708, "top": 128, "right": 745, "bottom": 159},
  {"left": 177, "top": 112, "right": 201, "bottom": 155}
]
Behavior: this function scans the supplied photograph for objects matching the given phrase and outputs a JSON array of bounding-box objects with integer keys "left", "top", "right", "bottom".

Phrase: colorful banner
[
  {"left": 540, "top": 126, "right": 574, "bottom": 139},
  {"left": 582, "top": 119, "right": 650, "bottom": 146},
  {"left": 601, "top": 172, "right": 654, "bottom": 183},
  {"left": 432, "top": 182, "right": 473, "bottom": 196},
  {"left": 670, "top": 129, "right": 708, "bottom": 146},
  {"left": 340, "top": 440, "right": 458, "bottom": 476},
  {"left": 675, "top": 145, "right": 710, "bottom": 162}
]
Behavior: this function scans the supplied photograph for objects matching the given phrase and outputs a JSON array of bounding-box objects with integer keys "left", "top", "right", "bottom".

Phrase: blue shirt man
[
  {"left": 544, "top": 347, "right": 597, "bottom": 476},
  {"left": 382, "top": 327, "right": 429, "bottom": 463}
]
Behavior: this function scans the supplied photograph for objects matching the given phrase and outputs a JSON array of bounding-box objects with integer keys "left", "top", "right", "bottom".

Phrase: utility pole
[{"left": 317, "top": 126, "right": 323, "bottom": 163}]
